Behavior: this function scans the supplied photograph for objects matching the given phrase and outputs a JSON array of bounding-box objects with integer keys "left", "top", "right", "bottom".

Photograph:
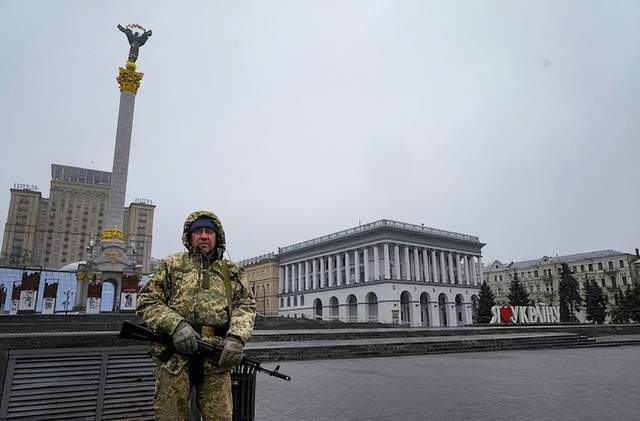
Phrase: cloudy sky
[{"left": 1, "top": 0, "right": 638, "bottom": 266}]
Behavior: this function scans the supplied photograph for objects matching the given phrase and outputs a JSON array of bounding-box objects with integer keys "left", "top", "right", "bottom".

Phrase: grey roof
[{"left": 496, "top": 250, "right": 625, "bottom": 270}]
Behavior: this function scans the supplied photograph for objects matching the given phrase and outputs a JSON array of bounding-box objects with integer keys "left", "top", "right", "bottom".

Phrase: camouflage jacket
[{"left": 137, "top": 211, "right": 256, "bottom": 374}]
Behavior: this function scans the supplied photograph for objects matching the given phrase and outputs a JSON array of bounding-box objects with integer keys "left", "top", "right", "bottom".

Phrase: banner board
[
  {"left": 41, "top": 280, "right": 59, "bottom": 314},
  {"left": 86, "top": 274, "right": 103, "bottom": 314},
  {"left": 18, "top": 272, "right": 40, "bottom": 314},
  {"left": 120, "top": 274, "right": 140, "bottom": 311},
  {"left": 490, "top": 304, "right": 560, "bottom": 324}
]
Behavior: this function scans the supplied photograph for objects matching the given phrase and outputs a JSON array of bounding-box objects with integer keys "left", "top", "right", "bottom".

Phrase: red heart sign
[{"left": 500, "top": 306, "right": 513, "bottom": 324}]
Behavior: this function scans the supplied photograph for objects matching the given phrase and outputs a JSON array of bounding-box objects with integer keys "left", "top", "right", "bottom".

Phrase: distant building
[
  {"left": 484, "top": 249, "right": 640, "bottom": 310},
  {"left": 1, "top": 164, "right": 155, "bottom": 272},
  {"left": 276, "top": 219, "right": 484, "bottom": 326},
  {"left": 238, "top": 253, "right": 279, "bottom": 316}
]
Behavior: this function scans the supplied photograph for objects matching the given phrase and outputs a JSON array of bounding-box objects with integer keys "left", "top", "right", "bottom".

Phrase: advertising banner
[
  {"left": 18, "top": 272, "right": 40, "bottom": 314},
  {"left": 41, "top": 280, "right": 59, "bottom": 314},
  {"left": 86, "top": 273, "right": 103, "bottom": 314},
  {"left": 120, "top": 274, "right": 140, "bottom": 311},
  {"left": 10, "top": 282, "right": 20, "bottom": 314}
]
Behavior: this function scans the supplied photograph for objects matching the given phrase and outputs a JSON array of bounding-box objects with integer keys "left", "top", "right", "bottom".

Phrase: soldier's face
[{"left": 190, "top": 228, "right": 216, "bottom": 253}]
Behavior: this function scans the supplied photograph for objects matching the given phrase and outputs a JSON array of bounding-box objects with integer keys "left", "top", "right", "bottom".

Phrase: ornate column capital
[{"left": 117, "top": 62, "right": 144, "bottom": 94}]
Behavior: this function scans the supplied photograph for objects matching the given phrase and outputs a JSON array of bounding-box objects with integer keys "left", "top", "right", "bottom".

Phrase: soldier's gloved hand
[
  {"left": 218, "top": 336, "right": 244, "bottom": 370},
  {"left": 172, "top": 321, "right": 200, "bottom": 355}
]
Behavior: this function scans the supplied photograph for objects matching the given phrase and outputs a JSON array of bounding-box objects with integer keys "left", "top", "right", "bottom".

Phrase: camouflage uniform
[{"left": 137, "top": 211, "right": 256, "bottom": 421}]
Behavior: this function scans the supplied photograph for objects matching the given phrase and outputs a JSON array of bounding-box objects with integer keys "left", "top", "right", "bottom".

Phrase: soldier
[{"left": 137, "top": 211, "right": 256, "bottom": 420}]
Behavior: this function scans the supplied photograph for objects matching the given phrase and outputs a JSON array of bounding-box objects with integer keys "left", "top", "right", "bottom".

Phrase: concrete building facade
[
  {"left": 238, "top": 253, "right": 280, "bottom": 316},
  {"left": 483, "top": 249, "right": 640, "bottom": 310},
  {"left": 1, "top": 165, "right": 155, "bottom": 272},
  {"left": 277, "top": 220, "right": 485, "bottom": 327}
]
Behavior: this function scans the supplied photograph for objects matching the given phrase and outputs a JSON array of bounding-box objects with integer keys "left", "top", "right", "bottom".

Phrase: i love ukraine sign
[{"left": 489, "top": 304, "right": 560, "bottom": 324}]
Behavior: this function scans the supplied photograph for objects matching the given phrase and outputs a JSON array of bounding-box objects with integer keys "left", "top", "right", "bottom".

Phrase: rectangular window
[
  {"left": 499, "top": 275, "right": 503, "bottom": 282},
  {"left": 580, "top": 265, "right": 585, "bottom": 272},
  {"left": 608, "top": 261, "right": 614, "bottom": 270},
  {"left": 588, "top": 264, "right": 593, "bottom": 271},
  {"left": 601, "top": 279, "right": 605, "bottom": 287},
  {"left": 622, "top": 276, "right": 627, "bottom": 286},
  {"left": 598, "top": 262, "right": 603, "bottom": 270},
  {"left": 611, "top": 276, "right": 617, "bottom": 288},
  {"left": 619, "top": 260, "right": 625, "bottom": 268},
  {"left": 534, "top": 270, "right": 539, "bottom": 278}
]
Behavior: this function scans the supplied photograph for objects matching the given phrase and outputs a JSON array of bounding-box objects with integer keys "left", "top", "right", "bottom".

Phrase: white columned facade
[
  {"left": 292, "top": 264, "right": 297, "bottom": 292},
  {"left": 456, "top": 254, "right": 462, "bottom": 285},
  {"left": 354, "top": 249, "right": 360, "bottom": 283},
  {"left": 439, "top": 251, "right": 447, "bottom": 284},
  {"left": 320, "top": 257, "right": 325, "bottom": 288},
  {"left": 344, "top": 251, "right": 351, "bottom": 285},
  {"left": 403, "top": 246, "right": 411, "bottom": 280},
  {"left": 393, "top": 245, "right": 401, "bottom": 279},
  {"left": 413, "top": 248, "right": 421, "bottom": 282},
  {"left": 336, "top": 254, "right": 342, "bottom": 286},
  {"left": 447, "top": 252, "right": 455, "bottom": 284},
  {"left": 422, "top": 249, "right": 430, "bottom": 282},
  {"left": 383, "top": 244, "right": 391, "bottom": 279},
  {"left": 364, "top": 248, "right": 370, "bottom": 282},
  {"left": 430, "top": 250, "right": 439, "bottom": 283},
  {"left": 373, "top": 245, "right": 380, "bottom": 280},
  {"left": 279, "top": 267, "right": 284, "bottom": 293}
]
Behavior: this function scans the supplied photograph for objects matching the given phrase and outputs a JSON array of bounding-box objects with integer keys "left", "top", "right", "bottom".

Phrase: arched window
[
  {"left": 420, "top": 292, "right": 430, "bottom": 326},
  {"left": 347, "top": 294, "right": 357, "bottom": 322},
  {"left": 438, "top": 293, "right": 448, "bottom": 327},
  {"left": 329, "top": 296, "right": 339, "bottom": 320},
  {"left": 366, "top": 292, "right": 378, "bottom": 322},
  {"left": 400, "top": 291, "right": 411, "bottom": 325}
]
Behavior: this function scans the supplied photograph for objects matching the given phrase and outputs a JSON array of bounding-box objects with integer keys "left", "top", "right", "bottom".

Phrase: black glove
[
  {"left": 218, "top": 336, "right": 244, "bottom": 370},
  {"left": 172, "top": 321, "right": 200, "bottom": 355}
]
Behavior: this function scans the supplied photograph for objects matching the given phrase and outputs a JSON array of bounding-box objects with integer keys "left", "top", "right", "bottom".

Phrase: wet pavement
[{"left": 255, "top": 346, "right": 640, "bottom": 421}]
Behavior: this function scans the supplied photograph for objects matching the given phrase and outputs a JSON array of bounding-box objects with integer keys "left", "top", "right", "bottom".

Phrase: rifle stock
[{"left": 119, "top": 320, "right": 291, "bottom": 381}]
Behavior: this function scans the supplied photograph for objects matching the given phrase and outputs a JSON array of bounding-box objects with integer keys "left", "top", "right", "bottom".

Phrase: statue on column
[{"left": 118, "top": 24, "right": 152, "bottom": 63}]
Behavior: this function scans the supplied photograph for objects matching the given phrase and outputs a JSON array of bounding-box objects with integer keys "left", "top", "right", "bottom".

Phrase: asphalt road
[{"left": 255, "top": 346, "right": 640, "bottom": 421}]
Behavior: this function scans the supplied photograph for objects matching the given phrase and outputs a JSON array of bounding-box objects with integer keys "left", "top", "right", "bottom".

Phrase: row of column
[{"left": 279, "top": 244, "right": 482, "bottom": 293}]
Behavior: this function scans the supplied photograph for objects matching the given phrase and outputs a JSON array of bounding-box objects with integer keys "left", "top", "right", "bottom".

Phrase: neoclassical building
[
  {"left": 277, "top": 220, "right": 485, "bottom": 327},
  {"left": 484, "top": 249, "right": 640, "bottom": 310},
  {"left": 238, "top": 252, "right": 280, "bottom": 316}
]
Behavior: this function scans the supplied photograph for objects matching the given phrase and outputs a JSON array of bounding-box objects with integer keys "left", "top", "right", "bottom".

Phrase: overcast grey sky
[{"left": 1, "top": 0, "right": 638, "bottom": 266}]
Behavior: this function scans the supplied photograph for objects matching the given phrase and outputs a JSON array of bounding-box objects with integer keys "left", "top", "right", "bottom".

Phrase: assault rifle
[{"left": 119, "top": 320, "right": 291, "bottom": 381}]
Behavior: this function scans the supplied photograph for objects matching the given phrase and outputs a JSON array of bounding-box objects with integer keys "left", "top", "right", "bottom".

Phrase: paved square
[{"left": 255, "top": 347, "right": 640, "bottom": 420}]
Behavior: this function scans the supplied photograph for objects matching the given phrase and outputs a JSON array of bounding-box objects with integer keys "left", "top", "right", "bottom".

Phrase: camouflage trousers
[{"left": 153, "top": 364, "right": 232, "bottom": 421}]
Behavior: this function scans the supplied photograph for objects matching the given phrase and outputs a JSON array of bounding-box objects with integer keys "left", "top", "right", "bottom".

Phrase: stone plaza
[{"left": 255, "top": 345, "right": 640, "bottom": 420}]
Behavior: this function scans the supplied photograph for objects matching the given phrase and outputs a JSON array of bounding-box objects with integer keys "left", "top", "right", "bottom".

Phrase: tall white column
[
  {"left": 478, "top": 256, "right": 483, "bottom": 285},
  {"left": 431, "top": 251, "right": 439, "bottom": 283},
  {"left": 470, "top": 256, "right": 477, "bottom": 285},
  {"left": 304, "top": 260, "right": 310, "bottom": 291},
  {"left": 394, "top": 245, "right": 401, "bottom": 279},
  {"left": 284, "top": 265, "right": 290, "bottom": 293},
  {"left": 448, "top": 252, "right": 455, "bottom": 284},
  {"left": 279, "top": 266, "right": 285, "bottom": 293},
  {"left": 312, "top": 259, "right": 317, "bottom": 290},
  {"left": 373, "top": 245, "right": 380, "bottom": 280},
  {"left": 328, "top": 254, "right": 334, "bottom": 287},
  {"left": 464, "top": 255, "right": 471, "bottom": 285},
  {"left": 336, "top": 254, "right": 342, "bottom": 286},
  {"left": 383, "top": 244, "right": 391, "bottom": 279},
  {"left": 422, "top": 249, "right": 430, "bottom": 282},
  {"left": 439, "top": 251, "right": 447, "bottom": 284},
  {"left": 345, "top": 251, "right": 351, "bottom": 285},
  {"left": 354, "top": 249, "right": 360, "bottom": 284},
  {"left": 456, "top": 253, "right": 462, "bottom": 285},
  {"left": 413, "top": 248, "right": 421, "bottom": 282},
  {"left": 320, "top": 257, "right": 325, "bottom": 288},
  {"left": 364, "top": 247, "right": 370, "bottom": 282},
  {"left": 403, "top": 246, "right": 411, "bottom": 280},
  {"left": 291, "top": 264, "right": 297, "bottom": 292}
]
